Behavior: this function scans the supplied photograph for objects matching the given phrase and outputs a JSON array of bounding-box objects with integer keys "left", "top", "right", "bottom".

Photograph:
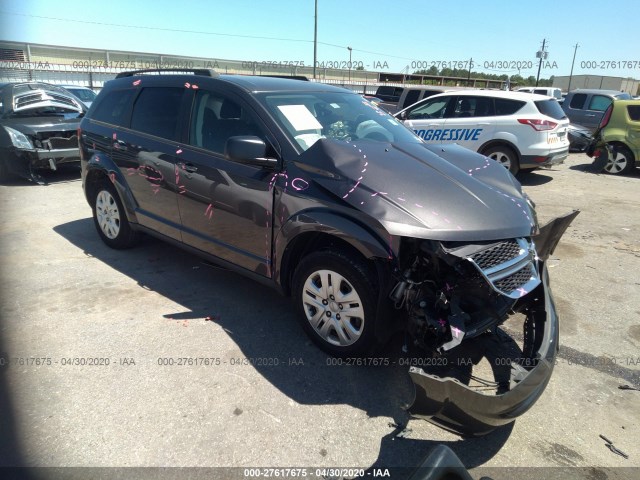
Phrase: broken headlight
[{"left": 3, "top": 126, "right": 33, "bottom": 149}]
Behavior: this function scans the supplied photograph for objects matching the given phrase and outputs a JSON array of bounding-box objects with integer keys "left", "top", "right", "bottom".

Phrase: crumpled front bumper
[
  {"left": 2, "top": 146, "right": 80, "bottom": 182},
  {"left": 408, "top": 211, "right": 579, "bottom": 436}
]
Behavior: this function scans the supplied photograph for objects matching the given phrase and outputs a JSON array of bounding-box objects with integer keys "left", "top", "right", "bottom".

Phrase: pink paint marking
[
  {"left": 397, "top": 197, "right": 406, "bottom": 202},
  {"left": 127, "top": 168, "right": 136, "bottom": 176},
  {"left": 205, "top": 203, "right": 214, "bottom": 219},
  {"left": 192, "top": 84, "right": 199, "bottom": 90},
  {"left": 176, "top": 148, "right": 183, "bottom": 155},
  {"left": 415, "top": 203, "right": 423, "bottom": 208},
  {"left": 184, "top": 82, "right": 191, "bottom": 88},
  {"left": 132, "top": 79, "right": 141, "bottom": 86},
  {"left": 112, "top": 132, "right": 117, "bottom": 140},
  {"left": 178, "top": 185, "right": 186, "bottom": 194},
  {"left": 451, "top": 326, "right": 462, "bottom": 338},
  {"left": 444, "top": 218, "right": 451, "bottom": 224},
  {"left": 371, "top": 192, "right": 378, "bottom": 197},
  {"left": 438, "top": 319, "right": 447, "bottom": 327},
  {"left": 291, "top": 177, "right": 309, "bottom": 191},
  {"left": 517, "top": 287, "right": 528, "bottom": 297},
  {"left": 152, "top": 186, "right": 160, "bottom": 195},
  {"left": 108, "top": 172, "right": 116, "bottom": 184}
]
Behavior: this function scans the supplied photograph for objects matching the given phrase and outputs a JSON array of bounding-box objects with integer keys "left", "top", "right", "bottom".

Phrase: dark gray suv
[
  {"left": 562, "top": 89, "right": 632, "bottom": 132},
  {"left": 79, "top": 69, "right": 577, "bottom": 436}
]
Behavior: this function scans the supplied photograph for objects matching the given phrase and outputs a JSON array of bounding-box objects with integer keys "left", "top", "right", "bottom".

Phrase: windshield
[
  {"left": 615, "top": 92, "right": 632, "bottom": 100},
  {"left": 260, "top": 91, "right": 422, "bottom": 152}
]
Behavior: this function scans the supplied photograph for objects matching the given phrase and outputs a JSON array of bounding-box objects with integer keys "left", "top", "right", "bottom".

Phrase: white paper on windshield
[{"left": 277, "top": 105, "right": 323, "bottom": 131}]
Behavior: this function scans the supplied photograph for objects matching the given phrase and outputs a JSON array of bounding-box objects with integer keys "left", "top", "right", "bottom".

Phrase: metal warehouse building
[
  {"left": 553, "top": 74, "right": 639, "bottom": 94},
  {"left": 1, "top": 40, "right": 510, "bottom": 92},
  {"left": 0, "top": 40, "right": 381, "bottom": 90}
]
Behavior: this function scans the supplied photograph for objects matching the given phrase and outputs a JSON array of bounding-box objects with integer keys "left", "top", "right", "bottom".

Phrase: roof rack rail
[
  {"left": 115, "top": 68, "right": 219, "bottom": 79},
  {"left": 259, "top": 74, "right": 310, "bottom": 81}
]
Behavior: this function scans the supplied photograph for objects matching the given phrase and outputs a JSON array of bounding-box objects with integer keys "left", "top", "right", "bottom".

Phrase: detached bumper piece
[{"left": 408, "top": 212, "right": 579, "bottom": 436}]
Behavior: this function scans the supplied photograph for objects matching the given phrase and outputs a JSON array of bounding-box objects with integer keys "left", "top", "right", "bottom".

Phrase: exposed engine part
[{"left": 391, "top": 237, "right": 540, "bottom": 353}]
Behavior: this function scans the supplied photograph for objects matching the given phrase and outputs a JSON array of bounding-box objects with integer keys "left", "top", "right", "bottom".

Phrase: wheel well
[
  {"left": 608, "top": 141, "right": 635, "bottom": 160},
  {"left": 84, "top": 169, "right": 109, "bottom": 205},
  {"left": 280, "top": 232, "right": 373, "bottom": 296},
  {"left": 479, "top": 141, "right": 521, "bottom": 160}
]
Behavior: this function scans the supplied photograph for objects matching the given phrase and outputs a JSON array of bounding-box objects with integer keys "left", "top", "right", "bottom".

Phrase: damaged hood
[{"left": 298, "top": 139, "right": 536, "bottom": 241}]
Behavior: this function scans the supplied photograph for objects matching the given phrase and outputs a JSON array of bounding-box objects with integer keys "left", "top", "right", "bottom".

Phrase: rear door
[
  {"left": 442, "top": 96, "right": 497, "bottom": 151},
  {"left": 116, "top": 86, "right": 187, "bottom": 240},
  {"left": 564, "top": 93, "right": 589, "bottom": 127},
  {"left": 401, "top": 95, "right": 453, "bottom": 143}
]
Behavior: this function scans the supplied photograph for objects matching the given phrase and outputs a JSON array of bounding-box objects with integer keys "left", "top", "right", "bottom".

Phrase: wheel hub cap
[{"left": 301, "top": 269, "right": 365, "bottom": 347}]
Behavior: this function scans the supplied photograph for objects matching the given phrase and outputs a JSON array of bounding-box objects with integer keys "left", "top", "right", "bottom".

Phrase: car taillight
[
  {"left": 517, "top": 119, "right": 558, "bottom": 131},
  {"left": 599, "top": 104, "right": 613, "bottom": 129}
]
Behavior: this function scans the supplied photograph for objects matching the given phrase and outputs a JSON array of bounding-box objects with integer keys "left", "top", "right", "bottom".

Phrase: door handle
[
  {"left": 178, "top": 162, "right": 198, "bottom": 173},
  {"left": 586, "top": 114, "right": 596, "bottom": 117}
]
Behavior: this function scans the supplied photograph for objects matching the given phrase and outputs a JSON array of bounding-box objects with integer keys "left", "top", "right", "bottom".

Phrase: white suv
[{"left": 395, "top": 90, "right": 570, "bottom": 175}]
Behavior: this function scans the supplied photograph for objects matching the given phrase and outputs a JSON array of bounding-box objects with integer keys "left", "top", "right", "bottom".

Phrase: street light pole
[
  {"left": 313, "top": 0, "right": 318, "bottom": 79},
  {"left": 535, "top": 38, "right": 547, "bottom": 87},
  {"left": 568, "top": 43, "right": 579, "bottom": 92},
  {"left": 347, "top": 46, "right": 352, "bottom": 83}
]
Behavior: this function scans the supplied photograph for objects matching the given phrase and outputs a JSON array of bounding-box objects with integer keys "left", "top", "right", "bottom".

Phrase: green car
[{"left": 590, "top": 99, "right": 640, "bottom": 175}]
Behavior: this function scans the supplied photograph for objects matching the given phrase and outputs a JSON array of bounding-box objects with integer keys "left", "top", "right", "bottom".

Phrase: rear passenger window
[
  {"left": 130, "top": 87, "right": 183, "bottom": 140},
  {"left": 452, "top": 96, "right": 495, "bottom": 117},
  {"left": 91, "top": 89, "right": 136, "bottom": 126},
  {"left": 494, "top": 99, "right": 525, "bottom": 116},
  {"left": 569, "top": 93, "right": 587, "bottom": 109},
  {"left": 628, "top": 106, "right": 640, "bottom": 121},
  {"left": 588, "top": 95, "right": 612, "bottom": 112}
]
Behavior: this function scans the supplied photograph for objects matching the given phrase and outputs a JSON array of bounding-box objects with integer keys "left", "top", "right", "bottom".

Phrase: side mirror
[
  {"left": 397, "top": 111, "right": 407, "bottom": 120},
  {"left": 225, "top": 136, "right": 278, "bottom": 168}
]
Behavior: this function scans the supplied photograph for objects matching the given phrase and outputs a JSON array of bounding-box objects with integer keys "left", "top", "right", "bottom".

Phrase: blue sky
[{"left": 1, "top": 0, "right": 639, "bottom": 79}]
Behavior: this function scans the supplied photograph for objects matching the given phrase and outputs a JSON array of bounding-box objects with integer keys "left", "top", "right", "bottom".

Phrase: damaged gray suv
[{"left": 80, "top": 69, "right": 578, "bottom": 436}]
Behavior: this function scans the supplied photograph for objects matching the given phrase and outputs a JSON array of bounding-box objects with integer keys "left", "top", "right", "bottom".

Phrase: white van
[{"left": 516, "top": 86, "right": 563, "bottom": 101}]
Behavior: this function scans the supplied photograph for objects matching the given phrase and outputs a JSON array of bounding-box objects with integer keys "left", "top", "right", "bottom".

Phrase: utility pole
[
  {"left": 313, "top": 0, "right": 318, "bottom": 79},
  {"left": 535, "top": 38, "right": 547, "bottom": 87},
  {"left": 347, "top": 46, "right": 352, "bottom": 82},
  {"left": 568, "top": 43, "right": 579, "bottom": 92},
  {"left": 467, "top": 57, "right": 473, "bottom": 86}
]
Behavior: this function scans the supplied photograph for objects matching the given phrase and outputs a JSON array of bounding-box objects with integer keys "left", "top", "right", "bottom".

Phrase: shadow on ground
[{"left": 52, "top": 218, "right": 515, "bottom": 473}]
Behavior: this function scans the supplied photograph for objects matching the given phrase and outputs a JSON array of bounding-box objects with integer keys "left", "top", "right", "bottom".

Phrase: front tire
[
  {"left": 483, "top": 145, "right": 520, "bottom": 176},
  {"left": 91, "top": 180, "right": 138, "bottom": 249},
  {"left": 604, "top": 144, "right": 635, "bottom": 175},
  {"left": 292, "top": 250, "right": 378, "bottom": 357}
]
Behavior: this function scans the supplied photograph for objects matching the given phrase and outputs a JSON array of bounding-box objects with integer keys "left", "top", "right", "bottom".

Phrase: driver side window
[
  {"left": 406, "top": 97, "right": 450, "bottom": 120},
  {"left": 189, "top": 90, "right": 265, "bottom": 155}
]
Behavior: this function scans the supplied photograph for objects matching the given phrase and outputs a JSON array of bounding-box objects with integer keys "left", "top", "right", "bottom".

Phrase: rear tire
[
  {"left": 292, "top": 249, "right": 378, "bottom": 357},
  {"left": 91, "top": 180, "right": 138, "bottom": 249},
  {"left": 483, "top": 145, "right": 520, "bottom": 176},
  {"left": 604, "top": 144, "right": 635, "bottom": 175}
]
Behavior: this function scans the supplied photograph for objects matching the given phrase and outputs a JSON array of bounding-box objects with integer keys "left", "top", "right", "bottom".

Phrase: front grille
[
  {"left": 494, "top": 264, "right": 535, "bottom": 294},
  {"left": 469, "top": 240, "right": 523, "bottom": 270},
  {"left": 464, "top": 238, "right": 541, "bottom": 299}
]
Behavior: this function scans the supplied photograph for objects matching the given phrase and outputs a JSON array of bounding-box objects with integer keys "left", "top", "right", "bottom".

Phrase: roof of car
[
  {"left": 569, "top": 89, "right": 628, "bottom": 95},
  {"left": 217, "top": 75, "right": 350, "bottom": 93},
  {"left": 427, "top": 89, "right": 552, "bottom": 100}
]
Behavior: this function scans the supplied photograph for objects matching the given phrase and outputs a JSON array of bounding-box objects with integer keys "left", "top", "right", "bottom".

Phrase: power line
[{"left": 0, "top": 10, "right": 416, "bottom": 61}]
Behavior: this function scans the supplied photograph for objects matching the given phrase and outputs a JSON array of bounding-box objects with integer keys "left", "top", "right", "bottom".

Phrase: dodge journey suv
[{"left": 79, "top": 69, "right": 577, "bottom": 435}]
